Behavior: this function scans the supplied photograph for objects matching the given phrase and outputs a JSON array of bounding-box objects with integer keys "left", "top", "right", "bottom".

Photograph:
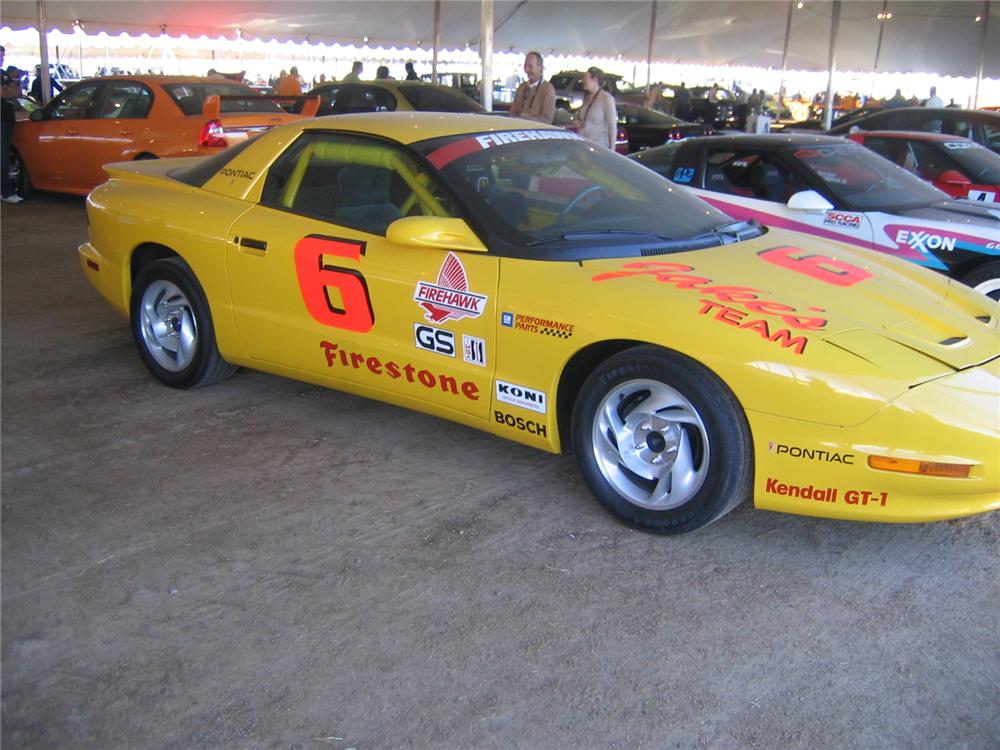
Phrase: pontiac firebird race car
[{"left": 80, "top": 113, "right": 1000, "bottom": 534}]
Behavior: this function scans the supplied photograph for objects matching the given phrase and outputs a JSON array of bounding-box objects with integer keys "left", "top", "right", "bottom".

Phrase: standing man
[
  {"left": 509, "top": 51, "right": 555, "bottom": 123},
  {"left": 343, "top": 61, "right": 363, "bottom": 83},
  {"left": 405, "top": 61, "right": 419, "bottom": 81},
  {"left": 1, "top": 46, "right": 24, "bottom": 204},
  {"left": 924, "top": 86, "right": 944, "bottom": 108},
  {"left": 278, "top": 66, "right": 302, "bottom": 95}
]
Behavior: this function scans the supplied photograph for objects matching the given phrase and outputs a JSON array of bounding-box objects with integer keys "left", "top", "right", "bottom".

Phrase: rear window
[
  {"left": 939, "top": 140, "right": 1000, "bottom": 183},
  {"left": 396, "top": 84, "right": 484, "bottom": 113},
  {"left": 163, "top": 83, "right": 286, "bottom": 116}
]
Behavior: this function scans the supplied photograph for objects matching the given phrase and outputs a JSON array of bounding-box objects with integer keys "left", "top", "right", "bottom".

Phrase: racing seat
[
  {"left": 334, "top": 165, "right": 401, "bottom": 234},
  {"left": 747, "top": 161, "right": 787, "bottom": 202}
]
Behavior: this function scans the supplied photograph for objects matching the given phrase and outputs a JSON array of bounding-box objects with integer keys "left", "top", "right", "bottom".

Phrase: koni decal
[
  {"left": 414, "top": 252, "right": 488, "bottom": 324},
  {"left": 320, "top": 341, "right": 479, "bottom": 400},
  {"left": 769, "top": 442, "right": 856, "bottom": 464},
  {"left": 495, "top": 380, "right": 547, "bottom": 414},
  {"left": 765, "top": 478, "right": 888, "bottom": 507}
]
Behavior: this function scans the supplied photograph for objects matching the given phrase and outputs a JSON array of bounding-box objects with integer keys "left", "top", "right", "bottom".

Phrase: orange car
[{"left": 10, "top": 75, "right": 318, "bottom": 196}]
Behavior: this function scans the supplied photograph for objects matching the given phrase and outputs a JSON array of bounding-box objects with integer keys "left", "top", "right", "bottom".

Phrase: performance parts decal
[
  {"left": 414, "top": 252, "right": 488, "bottom": 324},
  {"left": 503, "top": 312, "right": 575, "bottom": 339},
  {"left": 320, "top": 341, "right": 480, "bottom": 401}
]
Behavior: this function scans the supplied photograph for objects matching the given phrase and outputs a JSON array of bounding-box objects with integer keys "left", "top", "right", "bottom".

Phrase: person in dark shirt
[
  {"left": 1, "top": 46, "right": 24, "bottom": 203},
  {"left": 884, "top": 88, "right": 907, "bottom": 109},
  {"left": 673, "top": 82, "right": 691, "bottom": 121},
  {"left": 29, "top": 66, "right": 63, "bottom": 103},
  {"left": 405, "top": 61, "right": 419, "bottom": 81}
]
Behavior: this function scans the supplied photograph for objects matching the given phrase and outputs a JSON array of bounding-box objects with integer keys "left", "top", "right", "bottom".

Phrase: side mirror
[
  {"left": 787, "top": 190, "right": 834, "bottom": 213},
  {"left": 29, "top": 109, "right": 44, "bottom": 121},
  {"left": 938, "top": 169, "right": 971, "bottom": 186},
  {"left": 386, "top": 216, "right": 487, "bottom": 253}
]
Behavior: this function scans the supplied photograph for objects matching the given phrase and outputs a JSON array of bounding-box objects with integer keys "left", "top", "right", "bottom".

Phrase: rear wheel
[
  {"left": 572, "top": 346, "right": 752, "bottom": 534},
  {"left": 962, "top": 261, "right": 1000, "bottom": 302},
  {"left": 130, "top": 258, "right": 236, "bottom": 388}
]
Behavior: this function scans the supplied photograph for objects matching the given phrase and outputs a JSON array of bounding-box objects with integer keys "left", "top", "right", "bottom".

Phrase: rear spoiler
[{"left": 202, "top": 94, "right": 321, "bottom": 120}]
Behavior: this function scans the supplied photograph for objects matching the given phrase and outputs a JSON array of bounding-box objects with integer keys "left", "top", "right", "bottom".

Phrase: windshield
[
  {"left": 939, "top": 140, "right": 1000, "bottom": 183},
  {"left": 791, "top": 142, "right": 948, "bottom": 210},
  {"left": 164, "top": 83, "right": 287, "bottom": 115},
  {"left": 397, "top": 84, "right": 485, "bottom": 113},
  {"left": 416, "top": 129, "right": 731, "bottom": 246}
]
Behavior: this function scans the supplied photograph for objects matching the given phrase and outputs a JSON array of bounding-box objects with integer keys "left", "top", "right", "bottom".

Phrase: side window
[
  {"left": 260, "top": 132, "right": 457, "bottom": 235},
  {"left": 704, "top": 149, "right": 807, "bottom": 202},
  {"left": 979, "top": 122, "right": 1000, "bottom": 152},
  {"left": 48, "top": 83, "right": 101, "bottom": 120},
  {"left": 98, "top": 82, "right": 153, "bottom": 119},
  {"left": 906, "top": 140, "right": 958, "bottom": 181},
  {"left": 359, "top": 86, "right": 396, "bottom": 112},
  {"left": 948, "top": 118, "right": 974, "bottom": 139},
  {"left": 863, "top": 137, "right": 917, "bottom": 173},
  {"left": 317, "top": 87, "right": 339, "bottom": 116}
]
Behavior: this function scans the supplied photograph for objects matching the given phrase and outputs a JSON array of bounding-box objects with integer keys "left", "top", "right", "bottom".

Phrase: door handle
[
  {"left": 236, "top": 236, "right": 268, "bottom": 251},
  {"left": 66, "top": 129, "right": 79, "bottom": 135},
  {"left": 119, "top": 130, "right": 133, "bottom": 136}
]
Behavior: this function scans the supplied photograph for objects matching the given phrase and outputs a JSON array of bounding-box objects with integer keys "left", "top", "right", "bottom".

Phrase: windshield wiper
[{"left": 526, "top": 230, "right": 674, "bottom": 247}]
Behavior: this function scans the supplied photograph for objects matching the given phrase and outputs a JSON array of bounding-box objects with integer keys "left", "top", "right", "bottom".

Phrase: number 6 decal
[
  {"left": 295, "top": 235, "right": 375, "bottom": 332},
  {"left": 759, "top": 245, "right": 872, "bottom": 288}
]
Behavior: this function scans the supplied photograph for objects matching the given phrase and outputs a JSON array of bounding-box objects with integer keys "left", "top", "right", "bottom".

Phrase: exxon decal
[
  {"left": 414, "top": 252, "right": 488, "bottom": 323},
  {"left": 894, "top": 228, "right": 956, "bottom": 254}
]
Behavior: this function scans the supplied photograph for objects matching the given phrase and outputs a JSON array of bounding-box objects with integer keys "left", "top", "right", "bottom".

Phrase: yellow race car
[{"left": 79, "top": 113, "right": 1000, "bottom": 534}]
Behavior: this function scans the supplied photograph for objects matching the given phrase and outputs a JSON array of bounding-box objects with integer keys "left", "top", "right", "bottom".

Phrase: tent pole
[
  {"left": 823, "top": 0, "right": 841, "bottom": 130},
  {"left": 480, "top": 0, "right": 493, "bottom": 110},
  {"left": 973, "top": 0, "right": 989, "bottom": 108},
  {"left": 646, "top": 1, "right": 657, "bottom": 94},
  {"left": 871, "top": 0, "right": 888, "bottom": 97},
  {"left": 778, "top": 0, "right": 793, "bottom": 117},
  {"left": 36, "top": 0, "right": 52, "bottom": 104},
  {"left": 432, "top": 0, "right": 441, "bottom": 85}
]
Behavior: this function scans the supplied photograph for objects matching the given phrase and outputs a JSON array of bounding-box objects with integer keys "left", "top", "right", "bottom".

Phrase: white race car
[{"left": 631, "top": 134, "right": 1000, "bottom": 300}]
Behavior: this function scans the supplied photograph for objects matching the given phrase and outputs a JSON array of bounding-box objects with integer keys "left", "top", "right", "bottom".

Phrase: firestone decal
[
  {"left": 414, "top": 252, "right": 488, "bottom": 324},
  {"left": 320, "top": 340, "right": 479, "bottom": 400}
]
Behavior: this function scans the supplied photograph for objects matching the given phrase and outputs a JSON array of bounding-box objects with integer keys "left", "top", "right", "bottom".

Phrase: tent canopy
[{"left": 1, "top": 1, "right": 997, "bottom": 77}]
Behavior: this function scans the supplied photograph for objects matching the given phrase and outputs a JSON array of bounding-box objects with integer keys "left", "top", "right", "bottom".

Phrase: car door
[
  {"left": 21, "top": 81, "right": 102, "bottom": 190},
  {"left": 226, "top": 130, "right": 498, "bottom": 420},
  {"left": 80, "top": 80, "right": 155, "bottom": 187}
]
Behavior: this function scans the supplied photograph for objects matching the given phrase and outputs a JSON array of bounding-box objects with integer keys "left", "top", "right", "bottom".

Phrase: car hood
[
  {"left": 892, "top": 199, "right": 1000, "bottom": 226},
  {"left": 584, "top": 227, "right": 1000, "bottom": 377}
]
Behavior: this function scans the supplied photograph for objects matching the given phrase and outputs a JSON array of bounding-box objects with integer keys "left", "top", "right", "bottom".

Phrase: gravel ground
[{"left": 2, "top": 194, "right": 999, "bottom": 749}]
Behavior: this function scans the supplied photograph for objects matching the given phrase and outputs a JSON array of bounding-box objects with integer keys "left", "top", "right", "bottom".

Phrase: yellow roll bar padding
[{"left": 280, "top": 139, "right": 450, "bottom": 217}]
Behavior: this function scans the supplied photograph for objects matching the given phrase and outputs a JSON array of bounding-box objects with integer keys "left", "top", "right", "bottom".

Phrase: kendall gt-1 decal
[
  {"left": 414, "top": 252, "right": 488, "bottom": 323},
  {"left": 765, "top": 478, "right": 888, "bottom": 507}
]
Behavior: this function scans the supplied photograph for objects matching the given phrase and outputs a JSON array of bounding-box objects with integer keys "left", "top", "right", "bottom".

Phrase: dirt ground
[{"left": 2, "top": 193, "right": 999, "bottom": 750}]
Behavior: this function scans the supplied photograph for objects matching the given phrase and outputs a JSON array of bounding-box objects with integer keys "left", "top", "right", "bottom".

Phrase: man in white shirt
[{"left": 924, "top": 86, "right": 944, "bottom": 108}]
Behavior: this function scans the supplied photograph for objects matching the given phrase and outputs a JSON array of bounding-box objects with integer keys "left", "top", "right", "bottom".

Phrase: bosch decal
[
  {"left": 768, "top": 442, "right": 855, "bottom": 464},
  {"left": 823, "top": 211, "right": 862, "bottom": 230},
  {"left": 463, "top": 335, "right": 486, "bottom": 367},
  {"left": 414, "top": 252, "right": 488, "bottom": 323},
  {"left": 765, "top": 478, "right": 888, "bottom": 507},
  {"left": 495, "top": 380, "right": 547, "bottom": 414},
  {"left": 320, "top": 341, "right": 479, "bottom": 400},
  {"left": 494, "top": 410, "right": 547, "bottom": 437},
  {"left": 510, "top": 313, "right": 575, "bottom": 339},
  {"left": 414, "top": 324, "right": 456, "bottom": 357}
]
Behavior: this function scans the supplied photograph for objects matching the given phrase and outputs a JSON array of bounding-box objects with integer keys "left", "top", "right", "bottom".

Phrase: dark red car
[{"left": 848, "top": 130, "right": 1000, "bottom": 203}]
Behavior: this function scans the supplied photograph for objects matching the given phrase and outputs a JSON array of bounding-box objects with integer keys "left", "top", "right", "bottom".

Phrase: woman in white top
[{"left": 572, "top": 67, "right": 618, "bottom": 149}]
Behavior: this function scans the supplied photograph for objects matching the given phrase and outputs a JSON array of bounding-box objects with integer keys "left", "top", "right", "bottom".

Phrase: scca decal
[
  {"left": 823, "top": 211, "right": 861, "bottom": 229},
  {"left": 494, "top": 411, "right": 547, "bottom": 437},
  {"left": 320, "top": 341, "right": 479, "bottom": 400}
]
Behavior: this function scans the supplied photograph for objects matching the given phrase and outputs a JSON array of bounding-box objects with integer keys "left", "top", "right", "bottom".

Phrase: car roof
[
  {"left": 298, "top": 110, "right": 562, "bottom": 144},
  {"left": 74, "top": 75, "right": 254, "bottom": 86},
  {"left": 849, "top": 106, "right": 1000, "bottom": 121},
  {"left": 682, "top": 133, "right": 849, "bottom": 149},
  {"left": 305, "top": 80, "right": 462, "bottom": 94},
  {"left": 851, "top": 130, "right": 970, "bottom": 142}
]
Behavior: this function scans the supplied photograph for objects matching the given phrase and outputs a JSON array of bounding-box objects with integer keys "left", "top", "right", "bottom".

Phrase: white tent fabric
[{"left": 1, "top": 0, "right": 997, "bottom": 77}]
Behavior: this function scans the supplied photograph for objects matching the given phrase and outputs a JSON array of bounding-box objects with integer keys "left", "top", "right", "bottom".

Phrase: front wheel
[
  {"left": 962, "top": 261, "right": 1000, "bottom": 302},
  {"left": 572, "top": 346, "right": 753, "bottom": 534},
  {"left": 10, "top": 149, "right": 32, "bottom": 197},
  {"left": 130, "top": 258, "right": 236, "bottom": 388}
]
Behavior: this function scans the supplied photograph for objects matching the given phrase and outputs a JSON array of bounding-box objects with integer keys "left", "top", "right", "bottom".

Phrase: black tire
[
  {"left": 130, "top": 258, "right": 236, "bottom": 389},
  {"left": 961, "top": 261, "right": 1000, "bottom": 302},
  {"left": 571, "top": 345, "right": 753, "bottom": 534},
  {"left": 11, "top": 149, "right": 33, "bottom": 198}
]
